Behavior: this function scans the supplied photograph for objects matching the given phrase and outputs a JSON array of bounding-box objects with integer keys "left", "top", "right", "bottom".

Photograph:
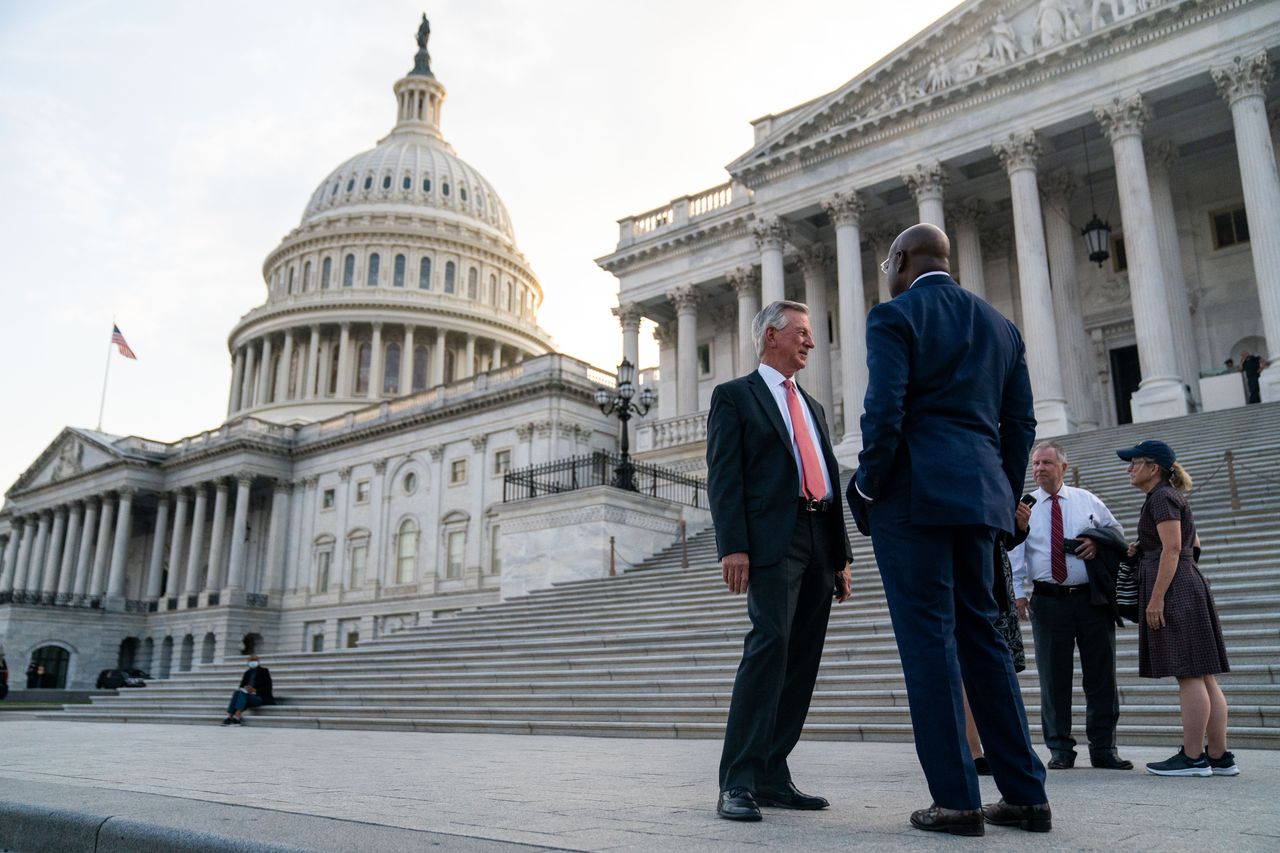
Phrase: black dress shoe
[
  {"left": 1090, "top": 752, "right": 1134, "bottom": 770},
  {"left": 1047, "top": 752, "right": 1076, "bottom": 769},
  {"left": 973, "top": 756, "right": 992, "bottom": 776},
  {"left": 982, "top": 799, "right": 1052, "bottom": 832},
  {"left": 755, "top": 781, "right": 829, "bottom": 810},
  {"left": 910, "top": 805, "right": 984, "bottom": 836},
  {"left": 717, "top": 788, "right": 762, "bottom": 822}
]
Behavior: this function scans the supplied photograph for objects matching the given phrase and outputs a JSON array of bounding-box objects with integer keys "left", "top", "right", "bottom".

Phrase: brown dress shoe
[
  {"left": 910, "top": 805, "right": 985, "bottom": 836},
  {"left": 982, "top": 798, "right": 1052, "bottom": 832}
]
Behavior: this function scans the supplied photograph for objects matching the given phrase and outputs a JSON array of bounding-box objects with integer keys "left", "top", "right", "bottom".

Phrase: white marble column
[
  {"left": 903, "top": 162, "right": 948, "bottom": 230},
  {"left": 256, "top": 335, "right": 274, "bottom": 407},
  {"left": 40, "top": 506, "right": 68, "bottom": 600},
  {"left": 994, "top": 131, "right": 1072, "bottom": 435},
  {"left": 1144, "top": 141, "right": 1200, "bottom": 401},
  {"left": 868, "top": 227, "right": 899, "bottom": 304},
  {"left": 401, "top": 325, "right": 415, "bottom": 393},
  {"left": 184, "top": 486, "right": 208, "bottom": 598},
  {"left": 56, "top": 502, "right": 82, "bottom": 603},
  {"left": 1041, "top": 172, "right": 1100, "bottom": 431},
  {"left": 164, "top": 490, "right": 190, "bottom": 601},
  {"left": 25, "top": 511, "right": 51, "bottom": 594},
  {"left": 336, "top": 322, "right": 353, "bottom": 397},
  {"left": 368, "top": 322, "right": 384, "bottom": 398},
  {"left": 72, "top": 500, "right": 98, "bottom": 601},
  {"left": 1213, "top": 52, "right": 1280, "bottom": 400},
  {"left": 0, "top": 518, "right": 24, "bottom": 593},
  {"left": 228, "top": 348, "right": 245, "bottom": 415},
  {"left": 728, "top": 267, "right": 761, "bottom": 375},
  {"left": 205, "top": 480, "right": 230, "bottom": 592},
  {"left": 304, "top": 325, "right": 321, "bottom": 399},
  {"left": 144, "top": 495, "right": 170, "bottom": 602},
  {"left": 614, "top": 303, "right": 642, "bottom": 371},
  {"left": 1095, "top": 94, "right": 1188, "bottom": 420},
  {"left": 462, "top": 334, "right": 476, "bottom": 379},
  {"left": 432, "top": 330, "right": 447, "bottom": 386},
  {"left": 668, "top": 286, "right": 702, "bottom": 415},
  {"left": 824, "top": 191, "right": 868, "bottom": 455},
  {"left": 276, "top": 329, "right": 294, "bottom": 402},
  {"left": 10, "top": 517, "right": 35, "bottom": 594},
  {"left": 950, "top": 199, "right": 988, "bottom": 299},
  {"left": 490, "top": 339, "right": 502, "bottom": 371},
  {"left": 239, "top": 343, "right": 257, "bottom": 410},
  {"left": 263, "top": 480, "right": 291, "bottom": 596},
  {"left": 797, "top": 244, "right": 834, "bottom": 421},
  {"left": 104, "top": 489, "right": 134, "bottom": 601},
  {"left": 224, "top": 475, "right": 253, "bottom": 592},
  {"left": 753, "top": 218, "right": 789, "bottom": 305}
]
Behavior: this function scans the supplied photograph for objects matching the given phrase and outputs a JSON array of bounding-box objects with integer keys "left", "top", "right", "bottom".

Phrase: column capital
[
  {"left": 274, "top": 479, "right": 295, "bottom": 494},
  {"left": 1143, "top": 139, "right": 1178, "bottom": 173},
  {"left": 992, "top": 130, "right": 1042, "bottom": 174},
  {"left": 213, "top": 477, "right": 231, "bottom": 493},
  {"left": 373, "top": 458, "right": 389, "bottom": 474},
  {"left": 427, "top": 444, "right": 446, "bottom": 461},
  {"left": 1039, "top": 170, "right": 1077, "bottom": 205},
  {"left": 901, "top": 161, "right": 948, "bottom": 202},
  {"left": 751, "top": 217, "right": 790, "bottom": 251},
  {"left": 515, "top": 423, "right": 535, "bottom": 441},
  {"left": 339, "top": 321, "right": 351, "bottom": 331},
  {"left": 470, "top": 435, "right": 489, "bottom": 452},
  {"left": 797, "top": 243, "right": 832, "bottom": 276},
  {"left": 666, "top": 285, "right": 702, "bottom": 315},
  {"left": 948, "top": 198, "right": 988, "bottom": 226},
  {"left": 116, "top": 487, "right": 137, "bottom": 499},
  {"left": 235, "top": 473, "right": 254, "bottom": 488},
  {"left": 403, "top": 322, "right": 416, "bottom": 334},
  {"left": 370, "top": 321, "right": 383, "bottom": 332},
  {"left": 822, "top": 190, "right": 865, "bottom": 228},
  {"left": 726, "top": 266, "right": 760, "bottom": 295},
  {"left": 337, "top": 466, "right": 352, "bottom": 482},
  {"left": 155, "top": 493, "right": 171, "bottom": 507},
  {"left": 612, "top": 302, "right": 643, "bottom": 330},
  {"left": 1094, "top": 94, "right": 1151, "bottom": 143},
  {"left": 1211, "top": 50, "right": 1273, "bottom": 106}
]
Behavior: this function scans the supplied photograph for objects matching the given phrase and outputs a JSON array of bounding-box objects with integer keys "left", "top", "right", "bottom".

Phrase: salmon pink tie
[{"left": 783, "top": 379, "right": 825, "bottom": 500}]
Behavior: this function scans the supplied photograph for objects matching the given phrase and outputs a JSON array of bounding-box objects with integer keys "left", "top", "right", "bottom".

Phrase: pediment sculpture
[{"left": 51, "top": 438, "right": 84, "bottom": 481}]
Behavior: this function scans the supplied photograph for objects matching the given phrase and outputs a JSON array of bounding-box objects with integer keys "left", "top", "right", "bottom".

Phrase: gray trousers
[{"left": 1030, "top": 590, "right": 1120, "bottom": 757}]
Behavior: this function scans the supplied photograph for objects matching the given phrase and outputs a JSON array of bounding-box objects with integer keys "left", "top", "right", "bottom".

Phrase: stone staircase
[{"left": 48, "top": 403, "right": 1280, "bottom": 748}]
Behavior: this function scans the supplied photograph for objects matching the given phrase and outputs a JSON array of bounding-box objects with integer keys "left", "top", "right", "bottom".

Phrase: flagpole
[{"left": 97, "top": 317, "right": 114, "bottom": 431}]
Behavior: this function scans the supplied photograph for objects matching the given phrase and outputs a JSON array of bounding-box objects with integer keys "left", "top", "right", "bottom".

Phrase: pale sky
[{"left": 0, "top": 0, "right": 960, "bottom": 494}]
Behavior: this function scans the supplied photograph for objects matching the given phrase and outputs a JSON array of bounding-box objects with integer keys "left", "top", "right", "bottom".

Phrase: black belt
[
  {"left": 1032, "top": 580, "right": 1090, "bottom": 598},
  {"left": 798, "top": 497, "right": 833, "bottom": 513}
]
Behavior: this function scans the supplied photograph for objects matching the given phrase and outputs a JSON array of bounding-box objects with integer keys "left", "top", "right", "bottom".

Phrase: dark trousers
[
  {"left": 1030, "top": 589, "right": 1120, "bottom": 758},
  {"left": 718, "top": 510, "right": 837, "bottom": 792},
  {"left": 227, "top": 690, "right": 265, "bottom": 715},
  {"left": 870, "top": 500, "right": 1047, "bottom": 810}
]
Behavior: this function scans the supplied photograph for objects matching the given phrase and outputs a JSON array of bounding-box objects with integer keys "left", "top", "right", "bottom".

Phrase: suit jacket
[
  {"left": 238, "top": 666, "right": 275, "bottom": 705},
  {"left": 706, "top": 370, "right": 853, "bottom": 567},
  {"left": 850, "top": 272, "right": 1036, "bottom": 534}
]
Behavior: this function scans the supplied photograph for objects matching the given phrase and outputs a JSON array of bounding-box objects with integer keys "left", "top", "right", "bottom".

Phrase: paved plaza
[{"left": 0, "top": 720, "right": 1275, "bottom": 852}]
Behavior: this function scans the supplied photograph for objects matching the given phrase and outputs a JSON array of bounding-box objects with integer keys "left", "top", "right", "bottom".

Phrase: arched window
[
  {"left": 393, "top": 254, "right": 406, "bottom": 287},
  {"left": 503, "top": 282, "right": 513, "bottom": 312},
  {"left": 460, "top": 186, "right": 468, "bottom": 202},
  {"left": 487, "top": 274, "right": 496, "bottom": 304},
  {"left": 467, "top": 267, "right": 479, "bottom": 299},
  {"left": 200, "top": 632, "right": 216, "bottom": 664},
  {"left": 402, "top": 175, "right": 411, "bottom": 190},
  {"left": 444, "top": 261, "right": 456, "bottom": 294},
  {"left": 367, "top": 253, "right": 380, "bottom": 286},
  {"left": 342, "top": 254, "right": 355, "bottom": 287},
  {"left": 442, "top": 181, "right": 451, "bottom": 197},
  {"left": 346, "top": 178, "right": 354, "bottom": 193},
  {"left": 288, "top": 348, "right": 301, "bottom": 399},
  {"left": 179, "top": 634, "right": 194, "bottom": 672},
  {"left": 363, "top": 175, "right": 373, "bottom": 190},
  {"left": 396, "top": 519, "right": 418, "bottom": 584},
  {"left": 331, "top": 182, "right": 339, "bottom": 197},
  {"left": 159, "top": 636, "right": 173, "bottom": 679},
  {"left": 422, "top": 177, "right": 431, "bottom": 193},
  {"left": 355, "top": 342, "right": 371, "bottom": 394},
  {"left": 412, "top": 345, "right": 428, "bottom": 392},
  {"left": 419, "top": 256, "right": 432, "bottom": 290},
  {"left": 287, "top": 266, "right": 295, "bottom": 294},
  {"left": 384, "top": 342, "right": 401, "bottom": 395},
  {"left": 321, "top": 257, "right": 332, "bottom": 289},
  {"left": 382, "top": 175, "right": 391, "bottom": 189},
  {"left": 302, "top": 260, "right": 312, "bottom": 292}
]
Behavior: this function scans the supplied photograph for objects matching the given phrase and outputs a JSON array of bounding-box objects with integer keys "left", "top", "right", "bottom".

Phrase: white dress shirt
[
  {"left": 757, "top": 364, "right": 833, "bottom": 500},
  {"left": 1007, "top": 484, "right": 1124, "bottom": 596}
]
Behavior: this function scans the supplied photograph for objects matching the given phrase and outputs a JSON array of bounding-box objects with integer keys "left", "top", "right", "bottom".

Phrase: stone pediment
[
  {"left": 728, "top": 0, "right": 1196, "bottom": 181},
  {"left": 7, "top": 428, "right": 124, "bottom": 496}
]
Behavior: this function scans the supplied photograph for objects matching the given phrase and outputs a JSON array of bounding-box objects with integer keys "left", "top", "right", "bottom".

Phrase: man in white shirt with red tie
[
  {"left": 1008, "top": 441, "right": 1131, "bottom": 771},
  {"left": 706, "top": 300, "right": 853, "bottom": 822}
]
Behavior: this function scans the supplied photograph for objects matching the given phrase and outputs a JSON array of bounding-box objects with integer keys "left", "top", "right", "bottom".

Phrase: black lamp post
[
  {"left": 594, "top": 358, "right": 655, "bottom": 491},
  {"left": 1080, "top": 127, "right": 1112, "bottom": 267}
]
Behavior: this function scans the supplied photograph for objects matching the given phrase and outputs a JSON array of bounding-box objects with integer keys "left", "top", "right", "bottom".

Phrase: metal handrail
[{"left": 503, "top": 452, "right": 706, "bottom": 508}]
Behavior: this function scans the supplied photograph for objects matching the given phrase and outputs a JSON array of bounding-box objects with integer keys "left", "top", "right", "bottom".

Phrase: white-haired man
[{"left": 706, "top": 300, "right": 853, "bottom": 822}]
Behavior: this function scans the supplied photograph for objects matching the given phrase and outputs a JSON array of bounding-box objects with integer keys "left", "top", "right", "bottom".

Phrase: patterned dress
[{"left": 1136, "top": 481, "right": 1229, "bottom": 679}]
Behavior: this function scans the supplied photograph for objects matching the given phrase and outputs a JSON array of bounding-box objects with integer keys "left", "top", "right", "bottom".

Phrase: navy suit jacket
[
  {"left": 706, "top": 370, "right": 853, "bottom": 567},
  {"left": 850, "top": 272, "right": 1036, "bottom": 534}
]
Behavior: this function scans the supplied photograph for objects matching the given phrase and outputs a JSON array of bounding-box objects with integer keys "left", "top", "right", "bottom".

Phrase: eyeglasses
[
  {"left": 879, "top": 252, "right": 897, "bottom": 275},
  {"left": 1126, "top": 458, "right": 1153, "bottom": 469}
]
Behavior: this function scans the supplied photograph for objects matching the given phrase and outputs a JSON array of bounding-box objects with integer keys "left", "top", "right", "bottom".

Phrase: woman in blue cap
[{"left": 1118, "top": 440, "right": 1235, "bottom": 777}]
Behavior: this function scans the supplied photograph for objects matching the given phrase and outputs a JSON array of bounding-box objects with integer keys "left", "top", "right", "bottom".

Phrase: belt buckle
[{"left": 802, "top": 497, "right": 819, "bottom": 512}]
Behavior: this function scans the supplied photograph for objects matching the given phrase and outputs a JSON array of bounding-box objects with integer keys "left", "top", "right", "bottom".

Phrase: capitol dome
[{"left": 225, "top": 16, "right": 553, "bottom": 426}]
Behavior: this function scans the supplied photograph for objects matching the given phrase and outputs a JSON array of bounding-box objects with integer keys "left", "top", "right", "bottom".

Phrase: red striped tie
[
  {"left": 783, "top": 379, "right": 825, "bottom": 501},
  {"left": 1050, "top": 493, "right": 1067, "bottom": 583}
]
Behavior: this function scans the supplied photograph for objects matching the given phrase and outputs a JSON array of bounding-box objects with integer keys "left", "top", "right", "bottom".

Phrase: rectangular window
[
  {"left": 1111, "top": 235, "right": 1128, "bottom": 273},
  {"left": 304, "top": 621, "right": 325, "bottom": 652},
  {"left": 321, "top": 488, "right": 335, "bottom": 510},
  {"left": 345, "top": 629, "right": 359, "bottom": 648},
  {"left": 349, "top": 544, "right": 367, "bottom": 588},
  {"left": 447, "top": 530, "right": 465, "bottom": 578},
  {"left": 489, "top": 525, "right": 501, "bottom": 574},
  {"left": 393, "top": 253, "right": 406, "bottom": 287},
  {"left": 450, "top": 458, "right": 467, "bottom": 484},
  {"left": 697, "top": 343, "right": 712, "bottom": 377},
  {"left": 1210, "top": 206, "right": 1249, "bottom": 250},
  {"left": 311, "top": 632, "right": 325, "bottom": 652},
  {"left": 355, "top": 480, "right": 370, "bottom": 504},
  {"left": 316, "top": 551, "right": 331, "bottom": 592},
  {"left": 493, "top": 449, "right": 511, "bottom": 476}
]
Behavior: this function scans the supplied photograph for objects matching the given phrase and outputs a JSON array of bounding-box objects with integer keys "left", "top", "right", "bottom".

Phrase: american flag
[{"left": 111, "top": 325, "right": 137, "bottom": 360}]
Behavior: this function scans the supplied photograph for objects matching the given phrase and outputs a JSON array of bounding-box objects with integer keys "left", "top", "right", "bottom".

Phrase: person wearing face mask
[{"left": 221, "top": 654, "right": 274, "bottom": 725}]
